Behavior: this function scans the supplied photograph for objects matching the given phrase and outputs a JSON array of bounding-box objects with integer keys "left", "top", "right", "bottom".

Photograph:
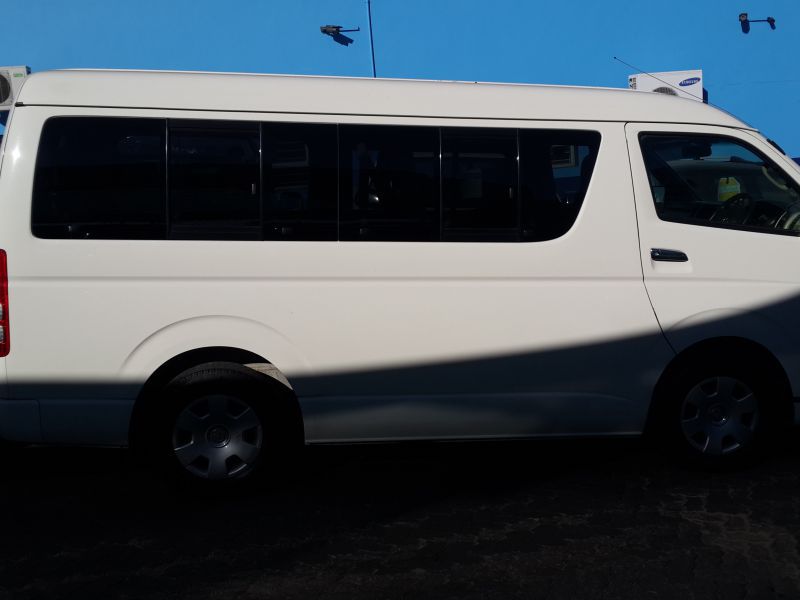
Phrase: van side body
[{"left": 0, "top": 71, "right": 797, "bottom": 475}]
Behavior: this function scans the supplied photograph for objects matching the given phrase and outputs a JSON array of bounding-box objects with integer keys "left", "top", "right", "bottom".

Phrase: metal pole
[{"left": 366, "top": 0, "right": 377, "bottom": 77}]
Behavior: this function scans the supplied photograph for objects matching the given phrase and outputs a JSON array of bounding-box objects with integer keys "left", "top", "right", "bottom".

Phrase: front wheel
[
  {"left": 662, "top": 358, "right": 786, "bottom": 466},
  {"left": 678, "top": 375, "right": 759, "bottom": 457}
]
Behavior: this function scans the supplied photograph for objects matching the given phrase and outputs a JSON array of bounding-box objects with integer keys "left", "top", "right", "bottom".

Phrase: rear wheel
[
  {"left": 154, "top": 363, "right": 300, "bottom": 483},
  {"left": 172, "top": 393, "right": 264, "bottom": 480}
]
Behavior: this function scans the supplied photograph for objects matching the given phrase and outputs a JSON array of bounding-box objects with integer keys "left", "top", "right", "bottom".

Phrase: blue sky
[{"left": 2, "top": 1, "right": 799, "bottom": 153}]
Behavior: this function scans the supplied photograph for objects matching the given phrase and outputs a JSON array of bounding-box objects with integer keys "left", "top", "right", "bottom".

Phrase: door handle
[{"left": 651, "top": 248, "right": 689, "bottom": 262}]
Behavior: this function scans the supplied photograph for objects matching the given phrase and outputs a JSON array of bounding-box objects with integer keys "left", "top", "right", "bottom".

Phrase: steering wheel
[
  {"left": 711, "top": 192, "right": 754, "bottom": 225},
  {"left": 776, "top": 202, "right": 800, "bottom": 232},
  {"left": 762, "top": 165, "right": 790, "bottom": 191}
]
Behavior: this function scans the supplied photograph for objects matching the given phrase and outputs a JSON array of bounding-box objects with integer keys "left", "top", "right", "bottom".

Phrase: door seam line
[{"left": 623, "top": 122, "right": 676, "bottom": 355}]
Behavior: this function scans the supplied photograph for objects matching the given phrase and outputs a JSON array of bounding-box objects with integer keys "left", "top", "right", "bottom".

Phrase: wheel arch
[
  {"left": 128, "top": 346, "right": 303, "bottom": 448},
  {"left": 645, "top": 335, "right": 794, "bottom": 435}
]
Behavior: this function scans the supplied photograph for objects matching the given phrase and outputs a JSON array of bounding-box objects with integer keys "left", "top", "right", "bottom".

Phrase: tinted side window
[
  {"left": 519, "top": 130, "right": 601, "bottom": 241},
  {"left": 33, "top": 117, "right": 166, "bottom": 239},
  {"left": 640, "top": 134, "right": 800, "bottom": 235},
  {"left": 442, "top": 128, "right": 518, "bottom": 242},
  {"left": 168, "top": 120, "right": 260, "bottom": 240},
  {"left": 339, "top": 125, "right": 439, "bottom": 241},
  {"left": 262, "top": 123, "right": 337, "bottom": 241}
]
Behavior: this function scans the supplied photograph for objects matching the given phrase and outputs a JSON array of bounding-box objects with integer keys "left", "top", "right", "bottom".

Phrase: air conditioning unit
[
  {"left": 628, "top": 69, "right": 704, "bottom": 102},
  {"left": 0, "top": 66, "right": 31, "bottom": 108}
]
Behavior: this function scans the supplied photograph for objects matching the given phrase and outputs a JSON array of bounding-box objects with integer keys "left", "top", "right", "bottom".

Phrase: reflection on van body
[{"left": 0, "top": 70, "right": 798, "bottom": 481}]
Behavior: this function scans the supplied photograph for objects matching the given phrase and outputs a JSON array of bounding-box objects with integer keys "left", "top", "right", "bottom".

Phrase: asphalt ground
[{"left": 1, "top": 433, "right": 799, "bottom": 600}]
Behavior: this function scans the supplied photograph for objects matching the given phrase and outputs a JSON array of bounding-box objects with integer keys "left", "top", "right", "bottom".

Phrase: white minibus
[{"left": 0, "top": 69, "right": 798, "bottom": 481}]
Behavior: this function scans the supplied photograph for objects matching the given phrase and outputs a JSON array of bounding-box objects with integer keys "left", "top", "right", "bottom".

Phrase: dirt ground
[{"left": 1, "top": 434, "right": 799, "bottom": 600}]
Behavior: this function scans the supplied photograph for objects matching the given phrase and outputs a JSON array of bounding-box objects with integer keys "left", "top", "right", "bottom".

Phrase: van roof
[{"left": 16, "top": 69, "right": 751, "bottom": 129}]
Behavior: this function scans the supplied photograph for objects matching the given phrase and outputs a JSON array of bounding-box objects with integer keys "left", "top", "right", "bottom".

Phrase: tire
[
  {"left": 660, "top": 356, "right": 785, "bottom": 467},
  {"left": 150, "top": 362, "right": 301, "bottom": 484}
]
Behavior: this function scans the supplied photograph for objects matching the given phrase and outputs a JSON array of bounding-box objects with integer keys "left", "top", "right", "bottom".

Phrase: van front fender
[{"left": 664, "top": 307, "right": 800, "bottom": 394}]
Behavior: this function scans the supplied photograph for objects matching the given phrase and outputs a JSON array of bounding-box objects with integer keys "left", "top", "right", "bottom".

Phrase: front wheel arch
[{"left": 645, "top": 336, "right": 793, "bottom": 451}]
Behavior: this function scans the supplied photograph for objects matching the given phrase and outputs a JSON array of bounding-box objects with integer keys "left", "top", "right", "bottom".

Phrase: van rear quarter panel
[{"left": 0, "top": 106, "right": 670, "bottom": 444}]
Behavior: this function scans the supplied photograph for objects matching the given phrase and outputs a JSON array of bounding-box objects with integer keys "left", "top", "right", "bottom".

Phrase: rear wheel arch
[{"left": 129, "top": 347, "right": 302, "bottom": 451}]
